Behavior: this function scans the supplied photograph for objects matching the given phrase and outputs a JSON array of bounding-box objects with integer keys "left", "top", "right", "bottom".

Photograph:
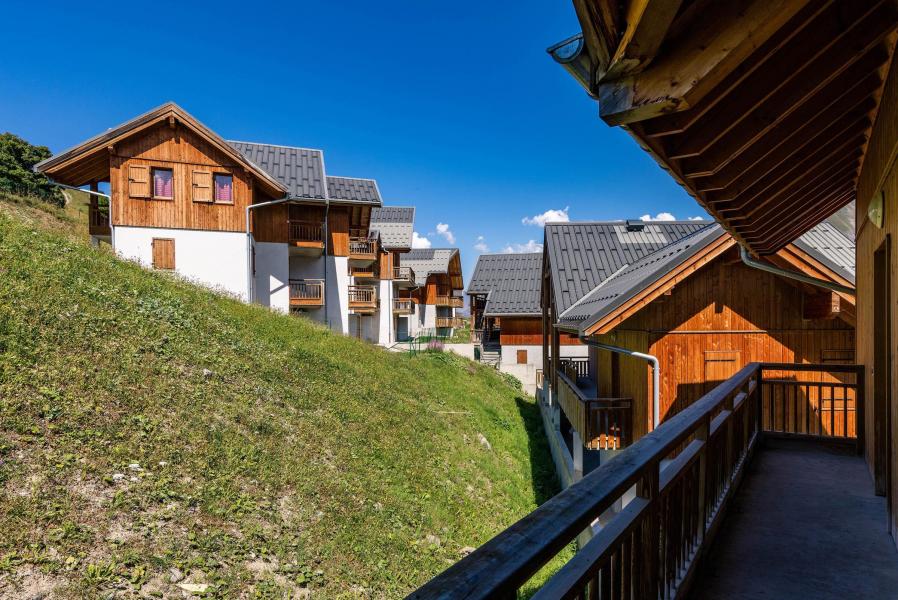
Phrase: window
[
  {"left": 152, "top": 238, "right": 175, "bottom": 270},
  {"left": 152, "top": 167, "right": 174, "bottom": 199},
  {"left": 214, "top": 173, "right": 233, "bottom": 203}
]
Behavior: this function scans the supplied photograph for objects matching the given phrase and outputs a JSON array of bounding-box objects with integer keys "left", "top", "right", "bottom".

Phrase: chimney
[{"left": 626, "top": 219, "right": 646, "bottom": 232}]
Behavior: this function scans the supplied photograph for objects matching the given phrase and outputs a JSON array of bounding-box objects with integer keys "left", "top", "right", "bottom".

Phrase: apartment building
[
  {"left": 398, "top": 249, "right": 464, "bottom": 339},
  {"left": 34, "top": 102, "right": 453, "bottom": 345}
]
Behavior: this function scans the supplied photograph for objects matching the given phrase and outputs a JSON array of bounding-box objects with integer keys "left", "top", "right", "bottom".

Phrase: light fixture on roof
[
  {"left": 626, "top": 219, "right": 646, "bottom": 232},
  {"left": 546, "top": 33, "right": 597, "bottom": 98}
]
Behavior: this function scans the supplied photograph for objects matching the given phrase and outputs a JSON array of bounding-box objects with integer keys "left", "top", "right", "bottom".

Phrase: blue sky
[{"left": 0, "top": 0, "right": 705, "bottom": 283}]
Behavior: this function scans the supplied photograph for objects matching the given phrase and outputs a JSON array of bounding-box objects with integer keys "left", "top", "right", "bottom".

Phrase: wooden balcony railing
[
  {"left": 413, "top": 362, "right": 863, "bottom": 599},
  {"left": 349, "top": 238, "right": 376, "bottom": 257},
  {"left": 348, "top": 285, "right": 377, "bottom": 310},
  {"left": 88, "top": 199, "right": 111, "bottom": 236},
  {"left": 349, "top": 265, "right": 377, "bottom": 279},
  {"left": 392, "top": 298, "right": 414, "bottom": 314},
  {"left": 557, "top": 371, "right": 631, "bottom": 451},
  {"left": 436, "top": 317, "right": 464, "bottom": 328},
  {"left": 435, "top": 295, "right": 463, "bottom": 307},
  {"left": 393, "top": 266, "right": 416, "bottom": 282},
  {"left": 289, "top": 279, "right": 324, "bottom": 306},
  {"left": 288, "top": 220, "right": 324, "bottom": 244},
  {"left": 559, "top": 357, "right": 590, "bottom": 380}
]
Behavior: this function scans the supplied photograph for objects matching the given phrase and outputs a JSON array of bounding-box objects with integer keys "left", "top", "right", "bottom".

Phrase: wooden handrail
[
  {"left": 393, "top": 298, "right": 414, "bottom": 312},
  {"left": 412, "top": 361, "right": 864, "bottom": 598},
  {"left": 288, "top": 220, "right": 324, "bottom": 243},
  {"left": 288, "top": 279, "right": 323, "bottom": 301},
  {"left": 349, "top": 238, "right": 376, "bottom": 255},
  {"left": 393, "top": 266, "right": 415, "bottom": 281},
  {"left": 348, "top": 285, "right": 376, "bottom": 304}
]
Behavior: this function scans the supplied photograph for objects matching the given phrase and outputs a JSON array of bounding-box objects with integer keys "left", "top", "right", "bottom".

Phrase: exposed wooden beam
[
  {"left": 712, "top": 134, "right": 866, "bottom": 212},
  {"left": 572, "top": 0, "right": 614, "bottom": 76},
  {"left": 666, "top": 1, "right": 888, "bottom": 159},
  {"left": 604, "top": 0, "right": 684, "bottom": 79},
  {"left": 752, "top": 189, "right": 856, "bottom": 252},
  {"left": 596, "top": 0, "right": 811, "bottom": 126},
  {"left": 678, "top": 54, "right": 886, "bottom": 177}
]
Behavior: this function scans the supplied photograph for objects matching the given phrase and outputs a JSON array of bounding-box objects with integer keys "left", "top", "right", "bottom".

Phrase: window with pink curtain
[
  {"left": 152, "top": 168, "right": 173, "bottom": 199},
  {"left": 214, "top": 174, "right": 233, "bottom": 203}
]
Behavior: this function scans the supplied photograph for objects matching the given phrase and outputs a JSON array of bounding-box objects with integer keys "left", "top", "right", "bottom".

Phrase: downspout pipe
[
  {"left": 740, "top": 245, "right": 854, "bottom": 295},
  {"left": 578, "top": 336, "right": 661, "bottom": 430},
  {"left": 246, "top": 197, "right": 293, "bottom": 304}
]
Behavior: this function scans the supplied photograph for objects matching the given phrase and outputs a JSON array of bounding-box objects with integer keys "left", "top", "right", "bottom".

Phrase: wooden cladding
[
  {"left": 111, "top": 122, "right": 253, "bottom": 232},
  {"left": 151, "top": 238, "right": 175, "bottom": 270}
]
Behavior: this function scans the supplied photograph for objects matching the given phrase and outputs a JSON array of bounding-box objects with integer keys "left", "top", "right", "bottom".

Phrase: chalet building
[
  {"left": 541, "top": 220, "right": 855, "bottom": 483},
  {"left": 417, "top": 4, "right": 898, "bottom": 598},
  {"left": 32, "top": 103, "right": 443, "bottom": 346},
  {"left": 467, "top": 252, "right": 585, "bottom": 390},
  {"left": 398, "top": 249, "right": 464, "bottom": 339},
  {"left": 364, "top": 206, "right": 416, "bottom": 344}
]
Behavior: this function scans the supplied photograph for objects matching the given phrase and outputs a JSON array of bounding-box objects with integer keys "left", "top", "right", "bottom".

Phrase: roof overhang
[
  {"left": 34, "top": 102, "right": 288, "bottom": 198},
  {"left": 556, "top": 0, "right": 898, "bottom": 255}
]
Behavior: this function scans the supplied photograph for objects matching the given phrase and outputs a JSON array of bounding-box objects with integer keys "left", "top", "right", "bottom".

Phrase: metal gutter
[{"left": 739, "top": 246, "right": 854, "bottom": 295}]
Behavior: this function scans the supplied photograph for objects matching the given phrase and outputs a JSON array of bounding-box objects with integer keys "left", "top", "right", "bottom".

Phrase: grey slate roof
[
  {"left": 467, "top": 253, "right": 543, "bottom": 316},
  {"left": 229, "top": 141, "right": 326, "bottom": 199},
  {"left": 794, "top": 222, "right": 856, "bottom": 284},
  {"left": 400, "top": 248, "right": 459, "bottom": 285},
  {"left": 545, "top": 221, "right": 711, "bottom": 316},
  {"left": 327, "top": 176, "right": 382, "bottom": 205},
  {"left": 559, "top": 225, "right": 726, "bottom": 331},
  {"left": 370, "top": 206, "right": 415, "bottom": 249}
]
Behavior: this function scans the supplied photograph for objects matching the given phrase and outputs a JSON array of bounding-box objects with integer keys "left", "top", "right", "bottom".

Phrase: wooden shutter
[
  {"left": 128, "top": 165, "right": 150, "bottom": 198},
  {"left": 192, "top": 170, "right": 213, "bottom": 203},
  {"left": 517, "top": 349, "right": 528, "bottom": 364},
  {"left": 151, "top": 238, "right": 175, "bottom": 270}
]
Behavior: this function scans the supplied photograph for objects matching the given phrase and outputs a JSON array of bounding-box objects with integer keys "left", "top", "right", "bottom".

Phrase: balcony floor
[{"left": 690, "top": 438, "right": 898, "bottom": 600}]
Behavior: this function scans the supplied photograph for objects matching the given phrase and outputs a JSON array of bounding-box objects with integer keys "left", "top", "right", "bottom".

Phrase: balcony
[
  {"left": 348, "top": 285, "right": 377, "bottom": 313},
  {"left": 288, "top": 220, "right": 325, "bottom": 254},
  {"left": 435, "top": 294, "right": 464, "bottom": 308},
  {"left": 349, "top": 264, "right": 377, "bottom": 279},
  {"left": 88, "top": 199, "right": 111, "bottom": 237},
  {"left": 557, "top": 368, "right": 631, "bottom": 451},
  {"left": 435, "top": 317, "right": 464, "bottom": 329},
  {"left": 289, "top": 279, "right": 324, "bottom": 307},
  {"left": 392, "top": 298, "right": 414, "bottom": 315},
  {"left": 413, "top": 363, "right": 889, "bottom": 599},
  {"left": 393, "top": 266, "right": 416, "bottom": 287},
  {"left": 349, "top": 230, "right": 377, "bottom": 266}
]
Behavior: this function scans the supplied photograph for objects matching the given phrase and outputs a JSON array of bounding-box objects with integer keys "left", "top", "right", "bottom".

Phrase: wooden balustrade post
[
  {"left": 638, "top": 463, "right": 660, "bottom": 600},
  {"left": 757, "top": 367, "right": 765, "bottom": 443},
  {"left": 855, "top": 364, "right": 865, "bottom": 456},
  {"left": 696, "top": 418, "right": 710, "bottom": 543}
]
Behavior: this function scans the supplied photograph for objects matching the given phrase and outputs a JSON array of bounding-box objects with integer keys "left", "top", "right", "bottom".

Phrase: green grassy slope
[{"left": 0, "top": 195, "right": 558, "bottom": 598}]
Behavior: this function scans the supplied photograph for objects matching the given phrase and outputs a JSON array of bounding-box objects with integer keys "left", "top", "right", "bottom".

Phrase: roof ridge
[
  {"left": 546, "top": 219, "right": 711, "bottom": 227},
  {"left": 327, "top": 174, "right": 377, "bottom": 182},
  {"left": 228, "top": 139, "right": 324, "bottom": 153}
]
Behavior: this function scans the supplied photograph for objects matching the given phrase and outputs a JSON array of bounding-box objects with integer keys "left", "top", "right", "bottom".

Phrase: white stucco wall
[
  {"left": 255, "top": 241, "right": 289, "bottom": 313},
  {"left": 115, "top": 226, "right": 248, "bottom": 300},
  {"left": 423, "top": 304, "right": 437, "bottom": 329},
  {"left": 376, "top": 280, "right": 393, "bottom": 345},
  {"left": 327, "top": 257, "right": 350, "bottom": 334}
]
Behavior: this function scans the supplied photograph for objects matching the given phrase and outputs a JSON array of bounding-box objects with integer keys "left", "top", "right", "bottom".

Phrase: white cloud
[
  {"left": 435, "top": 222, "right": 455, "bottom": 244},
  {"left": 411, "top": 231, "right": 431, "bottom": 249},
  {"left": 640, "top": 212, "right": 677, "bottom": 221},
  {"left": 474, "top": 235, "right": 490, "bottom": 253},
  {"left": 502, "top": 240, "right": 543, "bottom": 254},
  {"left": 522, "top": 207, "right": 570, "bottom": 227},
  {"left": 689, "top": 216, "right": 706, "bottom": 221}
]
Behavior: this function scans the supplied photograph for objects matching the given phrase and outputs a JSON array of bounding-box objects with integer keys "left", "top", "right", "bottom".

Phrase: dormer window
[
  {"left": 214, "top": 173, "right": 233, "bottom": 204},
  {"left": 152, "top": 167, "right": 174, "bottom": 199}
]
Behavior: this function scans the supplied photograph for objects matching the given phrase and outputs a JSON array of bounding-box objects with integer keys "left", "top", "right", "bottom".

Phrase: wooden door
[
  {"left": 873, "top": 236, "right": 892, "bottom": 521},
  {"left": 703, "top": 351, "right": 741, "bottom": 391},
  {"left": 151, "top": 238, "right": 175, "bottom": 270}
]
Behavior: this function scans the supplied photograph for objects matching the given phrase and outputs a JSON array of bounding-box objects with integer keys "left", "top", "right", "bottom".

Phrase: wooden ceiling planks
[{"left": 572, "top": 0, "right": 898, "bottom": 254}]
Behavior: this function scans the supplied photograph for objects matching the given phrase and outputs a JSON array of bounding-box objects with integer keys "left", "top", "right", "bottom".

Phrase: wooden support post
[
  {"left": 855, "top": 364, "right": 865, "bottom": 456},
  {"left": 572, "top": 430, "right": 584, "bottom": 482},
  {"left": 638, "top": 463, "right": 660, "bottom": 600},
  {"left": 695, "top": 418, "right": 709, "bottom": 542}
]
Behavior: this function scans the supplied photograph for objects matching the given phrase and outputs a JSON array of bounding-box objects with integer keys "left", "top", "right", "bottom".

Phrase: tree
[{"left": 0, "top": 133, "right": 63, "bottom": 205}]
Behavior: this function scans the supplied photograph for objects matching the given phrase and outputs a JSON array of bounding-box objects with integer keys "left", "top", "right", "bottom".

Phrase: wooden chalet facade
[
  {"left": 416, "top": 2, "right": 898, "bottom": 598},
  {"left": 398, "top": 249, "right": 465, "bottom": 338},
  {"left": 34, "top": 103, "right": 447, "bottom": 346},
  {"left": 542, "top": 220, "right": 855, "bottom": 458}
]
